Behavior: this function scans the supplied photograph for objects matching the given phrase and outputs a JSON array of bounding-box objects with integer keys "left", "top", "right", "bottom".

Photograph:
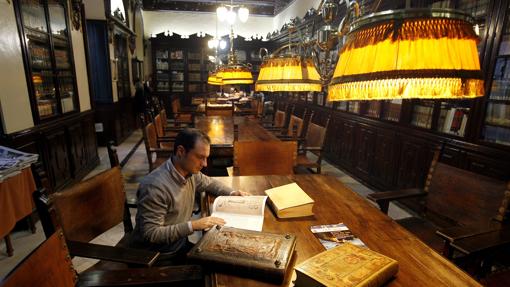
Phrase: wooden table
[
  {"left": 207, "top": 175, "right": 481, "bottom": 287},
  {"left": 195, "top": 116, "right": 278, "bottom": 157},
  {"left": 0, "top": 168, "right": 36, "bottom": 256}
]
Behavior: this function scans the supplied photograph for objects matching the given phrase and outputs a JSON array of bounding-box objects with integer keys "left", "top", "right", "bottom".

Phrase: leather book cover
[
  {"left": 294, "top": 243, "right": 398, "bottom": 287},
  {"left": 187, "top": 226, "right": 296, "bottom": 283}
]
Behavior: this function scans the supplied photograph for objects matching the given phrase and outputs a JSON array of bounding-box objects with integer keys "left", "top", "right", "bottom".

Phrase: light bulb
[
  {"left": 238, "top": 7, "right": 249, "bottom": 23},
  {"left": 219, "top": 40, "right": 227, "bottom": 50},
  {"left": 217, "top": 6, "right": 228, "bottom": 22},
  {"left": 226, "top": 9, "right": 236, "bottom": 25},
  {"left": 208, "top": 40, "right": 214, "bottom": 49}
]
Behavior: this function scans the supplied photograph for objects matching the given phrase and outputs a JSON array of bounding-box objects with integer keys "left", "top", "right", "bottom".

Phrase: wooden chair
[
  {"left": 367, "top": 147, "right": 510, "bottom": 258},
  {"left": 0, "top": 229, "right": 203, "bottom": 287},
  {"left": 261, "top": 103, "right": 289, "bottom": 130},
  {"left": 106, "top": 141, "right": 135, "bottom": 233},
  {"left": 140, "top": 116, "right": 174, "bottom": 172},
  {"left": 154, "top": 112, "right": 181, "bottom": 138},
  {"left": 171, "top": 97, "right": 194, "bottom": 126},
  {"left": 33, "top": 167, "right": 160, "bottom": 268},
  {"left": 296, "top": 114, "right": 331, "bottom": 174},
  {"left": 233, "top": 141, "right": 297, "bottom": 176}
]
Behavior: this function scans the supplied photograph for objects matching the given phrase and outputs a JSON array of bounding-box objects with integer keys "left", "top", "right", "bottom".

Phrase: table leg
[{"left": 5, "top": 235, "right": 13, "bottom": 257}]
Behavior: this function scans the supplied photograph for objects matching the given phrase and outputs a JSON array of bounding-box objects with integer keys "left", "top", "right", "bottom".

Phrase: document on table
[{"left": 211, "top": 196, "right": 267, "bottom": 231}]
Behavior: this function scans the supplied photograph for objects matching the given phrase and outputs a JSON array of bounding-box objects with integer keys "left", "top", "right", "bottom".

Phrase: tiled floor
[{"left": 0, "top": 129, "right": 412, "bottom": 278}]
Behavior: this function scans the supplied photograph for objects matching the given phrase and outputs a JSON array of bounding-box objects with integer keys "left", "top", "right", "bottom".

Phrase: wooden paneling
[
  {"left": 373, "top": 130, "right": 397, "bottom": 188},
  {"left": 95, "top": 97, "right": 137, "bottom": 146},
  {"left": 0, "top": 111, "right": 99, "bottom": 191},
  {"left": 44, "top": 129, "right": 72, "bottom": 189},
  {"left": 355, "top": 124, "right": 376, "bottom": 177}
]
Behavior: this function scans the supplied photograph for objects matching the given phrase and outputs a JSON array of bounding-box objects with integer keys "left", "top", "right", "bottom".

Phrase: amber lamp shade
[
  {"left": 256, "top": 56, "right": 322, "bottom": 92},
  {"left": 328, "top": 9, "right": 484, "bottom": 101},
  {"left": 216, "top": 66, "right": 254, "bottom": 85}
]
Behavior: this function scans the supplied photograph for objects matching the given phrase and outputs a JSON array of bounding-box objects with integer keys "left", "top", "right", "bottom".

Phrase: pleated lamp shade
[
  {"left": 256, "top": 56, "right": 322, "bottom": 92},
  {"left": 328, "top": 9, "right": 484, "bottom": 101},
  {"left": 216, "top": 66, "right": 254, "bottom": 85},
  {"left": 207, "top": 73, "right": 222, "bottom": 86}
]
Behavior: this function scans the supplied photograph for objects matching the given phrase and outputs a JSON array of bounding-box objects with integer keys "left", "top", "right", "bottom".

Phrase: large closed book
[
  {"left": 264, "top": 183, "right": 314, "bottom": 218},
  {"left": 187, "top": 226, "right": 296, "bottom": 283},
  {"left": 294, "top": 243, "right": 398, "bottom": 287}
]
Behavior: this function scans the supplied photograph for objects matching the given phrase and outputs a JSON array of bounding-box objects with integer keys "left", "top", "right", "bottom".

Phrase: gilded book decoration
[
  {"left": 187, "top": 227, "right": 296, "bottom": 283},
  {"left": 294, "top": 243, "right": 398, "bottom": 287}
]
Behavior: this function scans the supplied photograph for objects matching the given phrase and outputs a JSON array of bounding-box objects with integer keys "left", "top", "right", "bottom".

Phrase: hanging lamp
[
  {"left": 215, "top": 26, "right": 254, "bottom": 85},
  {"left": 328, "top": 8, "right": 484, "bottom": 101},
  {"left": 255, "top": 24, "right": 322, "bottom": 92}
]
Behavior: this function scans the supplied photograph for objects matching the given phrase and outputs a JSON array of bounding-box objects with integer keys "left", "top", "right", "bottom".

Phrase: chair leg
[
  {"left": 5, "top": 235, "right": 13, "bottom": 257},
  {"left": 27, "top": 214, "right": 36, "bottom": 234}
]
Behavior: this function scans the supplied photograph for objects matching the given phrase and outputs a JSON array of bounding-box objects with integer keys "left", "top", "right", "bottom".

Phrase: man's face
[{"left": 178, "top": 140, "right": 210, "bottom": 174}]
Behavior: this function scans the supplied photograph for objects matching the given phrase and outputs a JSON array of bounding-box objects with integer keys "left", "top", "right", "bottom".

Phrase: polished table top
[
  {"left": 208, "top": 175, "right": 481, "bottom": 287},
  {"left": 194, "top": 116, "right": 278, "bottom": 147}
]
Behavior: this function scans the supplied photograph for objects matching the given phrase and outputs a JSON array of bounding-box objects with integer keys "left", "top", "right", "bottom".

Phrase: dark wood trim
[{"left": 81, "top": 2, "right": 95, "bottom": 110}]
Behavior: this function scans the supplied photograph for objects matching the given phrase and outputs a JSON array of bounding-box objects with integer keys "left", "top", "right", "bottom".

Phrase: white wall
[
  {"left": 84, "top": 0, "right": 106, "bottom": 20},
  {"left": 142, "top": 10, "right": 273, "bottom": 39},
  {"left": 0, "top": 2, "right": 34, "bottom": 133},
  {"left": 273, "top": 0, "right": 322, "bottom": 31},
  {"left": 69, "top": 5, "right": 92, "bottom": 112}
]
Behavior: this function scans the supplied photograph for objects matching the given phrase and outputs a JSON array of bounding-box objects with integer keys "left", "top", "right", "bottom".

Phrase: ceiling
[{"left": 142, "top": 0, "right": 295, "bottom": 16}]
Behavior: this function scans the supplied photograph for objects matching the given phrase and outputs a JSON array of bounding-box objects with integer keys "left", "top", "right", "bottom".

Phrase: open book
[{"left": 211, "top": 196, "right": 267, "bottom": 231}]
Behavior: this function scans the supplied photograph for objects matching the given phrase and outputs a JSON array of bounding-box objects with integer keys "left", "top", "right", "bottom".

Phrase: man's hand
[
  {"left": 230, "top": 190, "right": 250, "bottom": 196},
  {"left": 191, "top": 216, "right": 226, "bottom": 230}
]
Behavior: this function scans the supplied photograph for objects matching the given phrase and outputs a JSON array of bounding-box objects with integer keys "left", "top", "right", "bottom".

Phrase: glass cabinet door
[
  {"left": 21, "top": 0, "right": 58, "bottom": 119},
  {"left": 18, "top": 0, "right": 78, "bottom": 121},
  {"left": 481, "top": 3, "right": 510, "bottom": 146},
  {"left": 48, "top": 0, "right": 76, "bottom": 113}
]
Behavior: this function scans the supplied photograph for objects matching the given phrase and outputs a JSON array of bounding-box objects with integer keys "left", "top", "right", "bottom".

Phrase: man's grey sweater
[{"left": 132, "top": 158, "right": 233, "bottom": 250}]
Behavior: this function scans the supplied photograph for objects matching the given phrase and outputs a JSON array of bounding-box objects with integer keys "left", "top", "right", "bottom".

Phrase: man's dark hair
[{"left": 174, "top": 128, "right": 211, "bottom": 154}]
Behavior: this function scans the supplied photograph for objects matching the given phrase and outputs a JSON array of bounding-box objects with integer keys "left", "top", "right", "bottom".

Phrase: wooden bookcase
[{"left": 151, "top": 33, "right": 271, "bottom": 109}]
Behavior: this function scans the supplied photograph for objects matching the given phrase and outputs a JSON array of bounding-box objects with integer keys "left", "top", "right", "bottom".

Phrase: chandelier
[
  {"left": 216, "top": 1, "right": 249, "bottom": 25},
  {"left": 215, "top": 27, "right": 253, "bottom": 85}
]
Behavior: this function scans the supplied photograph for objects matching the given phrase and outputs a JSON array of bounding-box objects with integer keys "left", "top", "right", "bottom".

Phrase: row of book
[
  {"left": 437, "top": 108, "right": 469, "bottom": 137},
  {"left": 0, "top": 146, "right": 38, "bottom": 182},
  {"left": 484, "top": 125, "right": 510, "bottom": 146},
  {"left": 486, "top": 103, "right": 510, "bottom": 127},
  {"left": 411, "top": 105, "right": 434, "bottom": 129},
  {"left": 489, "top": 80, "right": 510, "bottom": 101}
]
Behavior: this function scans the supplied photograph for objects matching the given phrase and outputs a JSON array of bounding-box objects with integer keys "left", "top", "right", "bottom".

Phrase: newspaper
[{"left": 0, "top": 146, "right": 38, "bottom": 182}]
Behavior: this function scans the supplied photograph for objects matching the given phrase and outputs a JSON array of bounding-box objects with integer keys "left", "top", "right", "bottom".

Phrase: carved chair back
[
  {"left": 234, "top": 141, "right": 297, "bottom": 176},
  {"left": 44, "top": 167, "right": 127, "bottom": 243},
  {"left": 423, "top": 149, "right": 509, "bottom": 227},
  {"left": 0, "top": 231, "right": 76, "bottom": 287}
]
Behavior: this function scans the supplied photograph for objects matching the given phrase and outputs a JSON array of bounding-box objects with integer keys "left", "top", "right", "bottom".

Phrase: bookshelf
[
  {"left": 16, "top": 0, "right": 79, "bottom": 122},
  {"left": 482, "top": 3, "right": 510, "bottom": 146}
]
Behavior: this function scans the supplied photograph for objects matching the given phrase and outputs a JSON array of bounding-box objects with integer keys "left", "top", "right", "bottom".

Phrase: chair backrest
[
  {"left": 286, "top": 115, "right": 304, "bottom": 137},
  {"left": 143, "top": 121, "right": 158, "bottom": 150},
  {"left": 234, "top": 141, "right": 297, "bottom": 176},
  {"left": 48, "top": 167, "right": 126, "bottom": 242},
  {"left": 274, "top": 110, "right": 286, "bottom": 128},
  {"left": 305, "top": 115, "right": 331, "bottom": 149},
  {"left": 107, "top": 141, "right": 120, "bottom": 167},
  {"left": 0, "top": 230, "right": 76, "bottom": 287},
  {"left": 171, "top": 97, "right": 181, "bottom": 114},
  {"left": 154, "top": 114, "right": 165, "bottom": 137},
  {"left": 160, "top": 108, "right": 168, "bottom": 127},
  {"left": 425, "top": 152, "right": 509, "bottom": 227}
]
